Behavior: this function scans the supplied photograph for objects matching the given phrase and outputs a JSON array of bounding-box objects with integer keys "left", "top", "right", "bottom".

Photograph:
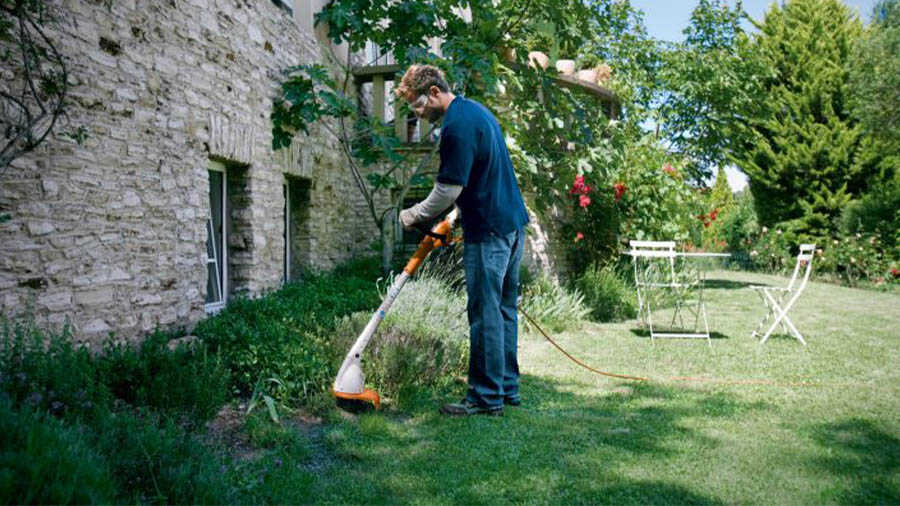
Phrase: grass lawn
[{"left": 255, "top": 270, "right": 899, "bottom": 504}]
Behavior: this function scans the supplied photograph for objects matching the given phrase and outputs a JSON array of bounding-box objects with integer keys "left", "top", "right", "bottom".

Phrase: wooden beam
[
  {"left": 372, "top": 75, "right": 385, "bottom": 122},
  {"left": 352, "top": 64, "right": 403, "bottom": 84},
  {"left": 394, "top": 98, "right": 407, "bottom": 143},
  {"left": 419, "top": 118, "right": 431, "bottom": 143},
  {"left": 553, "top": 73, "right": 619, "bottom": 104}
]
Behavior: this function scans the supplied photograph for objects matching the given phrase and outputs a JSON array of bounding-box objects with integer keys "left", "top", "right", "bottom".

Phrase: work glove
[{"left": 399, "top": 207, "right": 418, "bottom": 231}]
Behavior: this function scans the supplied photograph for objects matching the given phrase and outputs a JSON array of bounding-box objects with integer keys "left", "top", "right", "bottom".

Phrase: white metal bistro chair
[
  {"left": 750, "top": 244, "right": 816, "bottom": 345},
  {"left": 629, "top": 240, "right": 709, "bottom": 345}
]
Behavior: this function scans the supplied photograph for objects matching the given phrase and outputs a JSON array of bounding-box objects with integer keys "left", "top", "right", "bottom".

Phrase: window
[
  {"left": 284, "top": 175, "right": 311, "bottom": 282},
  {"left": 205, "top": 161, "right": 227, "bottom": 313}
]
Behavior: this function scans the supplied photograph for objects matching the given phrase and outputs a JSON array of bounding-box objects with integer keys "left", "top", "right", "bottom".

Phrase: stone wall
[{"left": 0, "top": 0, "right": 380, "bottom": 346}]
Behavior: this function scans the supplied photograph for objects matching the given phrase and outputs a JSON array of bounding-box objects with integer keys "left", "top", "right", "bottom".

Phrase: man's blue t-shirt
[{"left": 437, "top": 97, "right": 529, "bottom": 242}]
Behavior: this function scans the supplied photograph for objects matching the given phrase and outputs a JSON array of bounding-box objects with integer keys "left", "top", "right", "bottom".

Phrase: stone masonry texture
[{"left": 0, "top": 0, "right": 381, "bottom": 346}]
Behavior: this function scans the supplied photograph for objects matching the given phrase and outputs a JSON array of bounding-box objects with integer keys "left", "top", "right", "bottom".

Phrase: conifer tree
[
  {"left": 732, "top": 0, "right": 870, "bottom": 239},
  {"left": 709, "top": 166, "right": 735, "bottom": 212},
  {"left": 702, "top": 167, "right": 735, "bottom": 248}
]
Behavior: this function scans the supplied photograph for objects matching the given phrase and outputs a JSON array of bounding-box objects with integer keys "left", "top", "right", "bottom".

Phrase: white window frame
[{"left": 205, "top": 161, "right": 227, "bottom": 314}]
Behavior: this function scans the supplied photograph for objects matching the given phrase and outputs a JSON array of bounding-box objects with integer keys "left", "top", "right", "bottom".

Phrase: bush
[
  {"left": 840, "top": 179, "right": 900, "bottom": 251},
  {"left": 0, "top": 319, "right": 234, "bottom": 504},
  {"left": 746, "top": 226, "right": 798, "bottom": 274},
  {"left": 0, "top": 399, "right": 117, "bottom": 504},
  {"left": 92, "top": 407, "right": 231, "bottom": 504},
  {"left": 519, "top": 274, "right": 590, "bottom": 333},
  {"left": 0, "top": 318, "right": 228, "bottom": 427},
  {"left": 817, "top": 233, "right": 897, "bottom": 287},
  {"left": 572, "top": 263, "right": 637, "bottom": 322},
  {"left": 195, "top": 256, "right": 382, "bottom": 406},
  {"left": 0, "top": 320, "right": 111, "bottom": 422},
  {"left": 98, "top": 331, "right": 229, "bottom": 427},
  {"left": 720, "top": 191, "right": 761, "bottom": 268},
  {"left": 332, "top": 272, "right": 469, "bottom": 407}
]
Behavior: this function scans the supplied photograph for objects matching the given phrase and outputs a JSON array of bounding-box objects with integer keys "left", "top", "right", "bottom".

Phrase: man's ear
[{"left": 429, "top": 85, "right": 442, "bottom": 98}]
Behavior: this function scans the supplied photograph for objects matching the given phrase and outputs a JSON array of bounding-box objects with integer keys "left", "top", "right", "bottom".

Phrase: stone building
[{"left": 0, "top": 0, "right": 380, "bottom": 345}]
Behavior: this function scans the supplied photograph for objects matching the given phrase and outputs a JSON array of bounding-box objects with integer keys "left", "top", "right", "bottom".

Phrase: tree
[
  {"left": 701, "top": 166, "right": 735, "bottom": 249},
  {"left": 0, "top": 1, "right": 70, "bottom": 171},
  {"left": 849, "top": 0, "right": 900, "bottom": 147},
  {"left": 847, "top": 0, "right": 899, "bottom": 180},
  {"left": 657, "top": 0, "right": 770, "bottom": 183},
  {"left": 732, "top": 0, "right": 870, "bottom": 239},
  {"left": 274, "top": 0, "right": 666, "bottom": 273}
]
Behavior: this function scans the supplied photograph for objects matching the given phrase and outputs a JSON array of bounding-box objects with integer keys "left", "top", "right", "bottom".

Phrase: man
[{"left": 396, "top": 64, "right": 529, "bottom": 417}]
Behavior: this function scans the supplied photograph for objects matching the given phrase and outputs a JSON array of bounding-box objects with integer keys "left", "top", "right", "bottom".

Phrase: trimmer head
[
  {"left": 333, "top": 388, "right": 381, "bottom": 412},
  {"left": 332, "top": 350, "right": 381, "bottom": 411}
]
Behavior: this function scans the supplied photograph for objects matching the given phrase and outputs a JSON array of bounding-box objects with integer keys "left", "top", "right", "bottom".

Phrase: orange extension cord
[{"left": 518, "top": 307, "right": 821, "bottom": 388}]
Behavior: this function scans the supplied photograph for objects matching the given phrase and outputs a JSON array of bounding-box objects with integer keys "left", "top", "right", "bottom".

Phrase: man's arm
[{"left": 399, "top": 181, "right": 462, "bottom": 229}]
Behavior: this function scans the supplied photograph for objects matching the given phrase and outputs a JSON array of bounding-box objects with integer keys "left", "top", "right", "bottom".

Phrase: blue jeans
[{"left": 463, "top": 227, "right": 525, "bottom": 409}]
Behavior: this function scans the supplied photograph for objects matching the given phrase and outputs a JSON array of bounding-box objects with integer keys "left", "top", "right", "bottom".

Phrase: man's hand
[
  {"left": 399, "top": 182, "right": 463, "bottom": 232},
  {"left": 399, "top": 208, "right": 417, "bottom": 231}
]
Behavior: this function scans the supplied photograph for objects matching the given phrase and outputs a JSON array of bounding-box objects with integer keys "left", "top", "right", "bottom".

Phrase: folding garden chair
[
  {"left": 750, "top": 244, "right": 816, "bottom": 345},
  {"left": 629, "top": 240, "right": 709, "bottom": 345}
]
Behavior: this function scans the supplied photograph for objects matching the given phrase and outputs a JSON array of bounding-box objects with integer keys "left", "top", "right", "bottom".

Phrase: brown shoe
[{"left": 440, "top": 400, "right": 503, "bottom": 417}]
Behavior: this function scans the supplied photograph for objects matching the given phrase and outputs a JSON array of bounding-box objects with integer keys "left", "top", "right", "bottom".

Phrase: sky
[{"left": 627, "top": 0, "right": 879, "bottom": 191}]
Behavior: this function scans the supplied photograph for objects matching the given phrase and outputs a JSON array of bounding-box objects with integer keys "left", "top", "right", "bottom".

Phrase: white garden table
[{"left": 625, "top": 247, "right": 731, "bottom": 345}]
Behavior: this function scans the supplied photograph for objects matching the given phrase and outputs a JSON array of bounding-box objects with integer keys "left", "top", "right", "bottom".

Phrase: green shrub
[
  {"left": 92, "top": 407, "right": 231, "bottom": 504},
  {"left": 195, "top": 256, "right": 382, "bottom": 406},
  {"left": 519, "top": 274, "right": 590, "bottom": 333},
  {"left": 746, "top": 226, "right": 798, "bottom": 274},
  {"left": 818, "top": 233, "right": 897, "bottom": 287},
  {"left": 840, "top": 179, "right": 900, "bottom": 251},
  {"left": 572, "top": 263, "right": 637, "bottom": 322},
  {"left": 0, "top": 319, "right": 111, "bottom": 421},
  {"left": 720, "top": 191, "right": 761, "bottom": 268},
  {"left": 98, "top": 331, "right": 229, "bottom": 427},
  {"left": 332, "top": 272, "right": 469, "bottom": 407},
  {"left": 0, "top": 319, "right": 228, "bottom": 427},
  {"left": 0, "top": 318, "right": 237, "bottom": 504},
  {"left": 0, "top": 399, "right": 117, "bottom": 504}
]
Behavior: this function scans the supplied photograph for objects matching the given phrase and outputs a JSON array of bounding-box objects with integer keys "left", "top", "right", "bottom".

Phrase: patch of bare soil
[
  {"left": 204, "top": 403, "right": 261, "bottom": 462},
  {"left": 204, "top": 403, "right": 336, "bottom": 471}
]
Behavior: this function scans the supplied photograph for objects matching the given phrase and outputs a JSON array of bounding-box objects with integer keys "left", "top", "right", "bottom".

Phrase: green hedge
[{"left": 194, "top": 256, "right": 382, "bottom": 406}]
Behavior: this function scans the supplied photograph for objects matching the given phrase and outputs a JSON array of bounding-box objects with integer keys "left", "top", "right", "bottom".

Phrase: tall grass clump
[
  {"left": 519, "top": 274, "right": 590, "bottom": 333},
  {"left": 0, "top": 398, "right": 117, "bottom": 504},
  {"left": 195, "top": 256, "right": 382, "bottom": 406},
  {"left": 572, "top": 263, "right": 637, "bottom": 322}
]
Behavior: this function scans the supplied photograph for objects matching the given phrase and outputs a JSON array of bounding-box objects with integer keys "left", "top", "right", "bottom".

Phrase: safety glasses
[{"left": 411, "top": 94, "right": 428, "bottom": 109}]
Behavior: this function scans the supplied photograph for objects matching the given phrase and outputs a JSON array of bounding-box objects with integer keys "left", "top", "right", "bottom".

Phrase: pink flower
[
  {"left": 663, "top": 163, "right": 675, "bottom": 175},
  {"left": 574, "top": 232, "right": 584, "bottom": 243},
  {"left": 579, "top": 194, "right": 591, "bottom": 208},
  {"left": 569, "top": 175, "right": 591, "bottom": 195}
]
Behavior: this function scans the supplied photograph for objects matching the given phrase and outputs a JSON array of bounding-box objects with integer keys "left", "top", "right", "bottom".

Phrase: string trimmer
[{"left": 332, "top": 209, "right": 459, "bottom": 412}]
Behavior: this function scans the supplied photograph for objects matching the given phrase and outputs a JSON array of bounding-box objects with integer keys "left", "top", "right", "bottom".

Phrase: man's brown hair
[{"left": 395, "top": 64, "right": 450, "bottom": 98}]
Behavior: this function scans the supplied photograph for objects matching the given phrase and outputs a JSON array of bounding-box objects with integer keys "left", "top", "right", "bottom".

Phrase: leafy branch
[{"left": 0, "top": 0, "right": 69, "bottom": 171}]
